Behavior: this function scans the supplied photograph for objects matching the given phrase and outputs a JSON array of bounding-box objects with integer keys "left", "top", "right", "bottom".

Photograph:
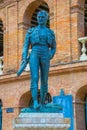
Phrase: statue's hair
[{"left": 37, "top": 10, "right": 48, "bottom": 20}]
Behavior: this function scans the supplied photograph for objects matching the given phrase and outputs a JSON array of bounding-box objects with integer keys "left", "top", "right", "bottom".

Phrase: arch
[
  {"left": 29, "top": 91, "right": 52, "bottom": 107},
  {"left": 23, "top": 0, "right": 49, "bottom": 28},
  {"left": 18, "top": 0, "right": 50, "bottom": 57},
  {"left": 0, "top": 19, "right": 3, "bottom": 57},
  {"left": 19, "top": 91, "right": 32, "bottom": 108},
  {"left": 75, "top": 85, "right": 87, "bottom": 130},
  {"left": 18, "top": 0, "right": 50, "bottom": 24},
  {"left": 30, "top": 2, "right": 49, "bottom": 27},
  {"left": 84, "top": 0, "right": 87, "bottom": 35},
  {"left": 0, "top": 100, "right": 2, "bottom": 130},
  {"left": 75, "top": 85, "right": 87, "bottom": 101}
]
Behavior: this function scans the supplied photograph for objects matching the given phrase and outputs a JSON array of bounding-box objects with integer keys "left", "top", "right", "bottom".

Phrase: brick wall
[
  {"left": 0, "top": 0, "right": 84, "bottom": 73},
  {"left": 0, "top": 0, "right": 86, "bottom": 130},
  {"left": 0, "top": 61, "right": 87, "bottom": 130}
]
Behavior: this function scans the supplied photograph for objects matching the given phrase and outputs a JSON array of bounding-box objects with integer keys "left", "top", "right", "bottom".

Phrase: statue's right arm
[{"left": 22, "top": 31, "right": 30, "bottom": 61}]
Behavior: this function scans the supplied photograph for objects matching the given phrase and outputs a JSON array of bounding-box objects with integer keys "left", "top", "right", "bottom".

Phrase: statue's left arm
[
  {"left": 17, "top": 29, "right": 31, "bottom": 76},
  {"left": 49, "top": 30, "right": 56, "bottom": 60}
]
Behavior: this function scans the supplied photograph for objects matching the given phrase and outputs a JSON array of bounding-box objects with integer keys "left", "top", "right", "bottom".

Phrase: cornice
[
  {"left": 50, "top": 60, "right": 87, "bottom": 75},
  {"left": 0, "top": 61, "right": 87, "bottom": 84}
]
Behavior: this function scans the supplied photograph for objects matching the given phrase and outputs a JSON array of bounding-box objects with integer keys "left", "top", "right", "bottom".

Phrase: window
[
  {"left": 85, "top": 1, "right": 87, "bottom": 35},
  {"left": 31, "top": 2, "right": 49, "bottom": 27}
]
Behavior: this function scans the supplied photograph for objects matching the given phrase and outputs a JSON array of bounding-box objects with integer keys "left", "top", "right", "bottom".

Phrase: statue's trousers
[{"left": 29, "top": 45, "right": 50, "bottom": 102}]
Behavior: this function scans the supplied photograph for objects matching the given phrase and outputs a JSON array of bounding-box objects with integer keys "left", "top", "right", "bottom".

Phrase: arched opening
[
  {"left": 31, "top": 2, "right": 49, "bottom": 27},
  {"left": 75, "top": 86, "right": 87, "bottom": 130},
  {"left": 0, "top": 100, "right": 2, "bottom": 130},
  {"left": 22, "top": 1, "right": 49, "bottom": 71},
  {"left": 0, "top": 20, "right": 3, "bottom": 75},
  {"left": 19, "top": 91, "right": 32, "bottom": 111},
  {"left": 29, "top": 91, "right": 52, "bottom": 108},
  {"left": 19, "top": 90, "right": 52, "bottom": 111},
  {"left": 23, "top": 1, "right": 49, "bottom": 31},
  {"left": 85, "top": 0, "right": 87, "bottom": 35}
]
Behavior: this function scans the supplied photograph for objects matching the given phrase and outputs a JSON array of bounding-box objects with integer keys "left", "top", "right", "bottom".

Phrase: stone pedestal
[{"left": 13, "top": 113, "right": 70, "bottom": 130}]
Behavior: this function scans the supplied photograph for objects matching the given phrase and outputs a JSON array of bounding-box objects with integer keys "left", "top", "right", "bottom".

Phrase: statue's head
[{"left": 37, "top": 10, "right": 48, "bottom": 26}]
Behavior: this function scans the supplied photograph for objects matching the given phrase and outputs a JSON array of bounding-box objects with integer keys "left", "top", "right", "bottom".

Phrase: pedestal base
[{"left": 13, "top": 113, "right": 70, "bottom": 130}]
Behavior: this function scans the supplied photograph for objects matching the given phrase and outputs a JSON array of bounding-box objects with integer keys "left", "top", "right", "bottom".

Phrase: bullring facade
[{"left": 0, "top": 0, "right": 87, "bottom": 130}]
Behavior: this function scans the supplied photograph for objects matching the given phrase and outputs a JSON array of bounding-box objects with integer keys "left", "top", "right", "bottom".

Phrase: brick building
[{"left": 0, "top": 0, "right": 87, "bottom": 130}]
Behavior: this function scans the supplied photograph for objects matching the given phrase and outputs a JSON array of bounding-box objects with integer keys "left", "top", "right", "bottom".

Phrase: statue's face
[{"left": 37, "top": 12, "right": 48, "bottom": 26}]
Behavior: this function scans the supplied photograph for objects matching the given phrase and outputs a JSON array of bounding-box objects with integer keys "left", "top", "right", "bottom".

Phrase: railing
[
  {"left": 0, "top": 56, "right": 3, "bottom": 75},
  {"left": 78, "top": 37, "right": 87, "bottom": 61}
]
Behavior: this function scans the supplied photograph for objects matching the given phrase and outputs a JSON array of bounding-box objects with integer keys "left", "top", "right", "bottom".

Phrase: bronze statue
[{"left": 17, "top": 10, "right": 56, "bottom": 109}]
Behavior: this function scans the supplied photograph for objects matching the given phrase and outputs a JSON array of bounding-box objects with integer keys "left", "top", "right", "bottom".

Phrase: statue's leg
[
  {"left": 29, "top": 52, "right": 40, "bottom": 109},
  {"left": 40, "top": 55, "right": 50, "bottom": 106}
]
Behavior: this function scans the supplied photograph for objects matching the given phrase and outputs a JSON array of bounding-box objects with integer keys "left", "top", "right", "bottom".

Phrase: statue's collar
[{"left": 37, "top": 25, "right": 47, "bottom": 29}]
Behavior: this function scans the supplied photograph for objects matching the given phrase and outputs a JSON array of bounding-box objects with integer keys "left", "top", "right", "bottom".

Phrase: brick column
[
  {"left": 74, "top": 100, "right": 86, "bottom": 130},
  {"left": 71, "top": 3, "right": 85, "bottom": 61},
  {"left": 56, "top": 0, "right": 71, "bottom": 63},
  {"left": 17, "top": 22, "right": 29, "bottom": 68},
  {"left": 4, "top": 2, "right": 18, "bottom": 73}
]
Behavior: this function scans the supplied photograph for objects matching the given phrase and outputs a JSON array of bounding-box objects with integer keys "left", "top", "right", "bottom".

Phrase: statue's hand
[
  {"left": 49, "top": 54, "right": 52, "bottom": 60},
  {"left": 17, "top": 58, "right": 28, "bottom": 76},
  {"left": 21, "top": 59, "right": 27, "bottom": 64},
  {"left": 49, "top": 52, "right": 53, "bottom": 60},
  {"left": 49, "top": 47, "right": 56, "bottom": 60}
]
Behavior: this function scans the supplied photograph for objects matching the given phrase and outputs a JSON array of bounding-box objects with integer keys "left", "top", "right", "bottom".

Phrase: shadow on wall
[{"left": 19, "top": 91, "right": 32, "bottom": 112}]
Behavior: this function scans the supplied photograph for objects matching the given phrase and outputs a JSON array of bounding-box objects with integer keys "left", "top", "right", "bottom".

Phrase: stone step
[{"left": 13, "top": 113, "right": 70, "bottom": 130}]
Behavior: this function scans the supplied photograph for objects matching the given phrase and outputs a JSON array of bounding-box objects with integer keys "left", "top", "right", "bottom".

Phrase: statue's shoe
[
  {"left": 33, "top": 100, "right": 40, "bottom": 110},
  {"left": 39, "top": 104, "right": 45, "bottom": 109}
]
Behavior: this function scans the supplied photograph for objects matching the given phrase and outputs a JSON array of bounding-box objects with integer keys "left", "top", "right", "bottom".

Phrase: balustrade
[
  {"left": 0, "top": 56, "right": 3, "bottom": 75},
  {"left": 78, "top": 37, "right": 87, "bottom": 61}
]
